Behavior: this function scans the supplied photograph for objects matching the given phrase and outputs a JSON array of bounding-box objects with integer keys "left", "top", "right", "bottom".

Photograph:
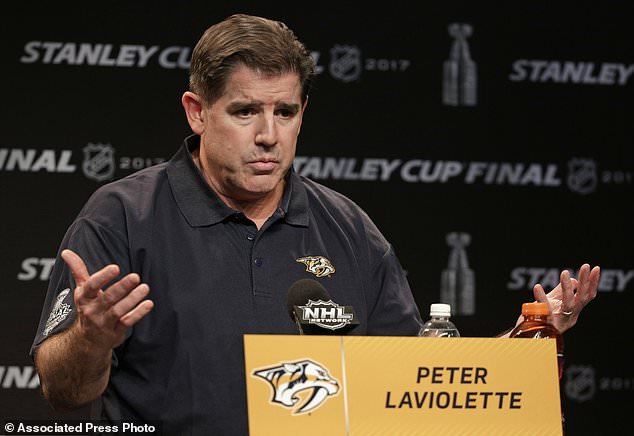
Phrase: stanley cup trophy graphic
[
  {"left": 440, "top": 232, "right": 475, "bottom": 315},
  {"left": 442, "top": 23, "right": 477, "bottom": 106}
]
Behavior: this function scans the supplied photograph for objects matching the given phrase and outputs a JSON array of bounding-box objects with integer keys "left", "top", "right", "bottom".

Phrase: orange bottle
[{"left": 509, "top": 302, "right": 564, "bottom": 380}]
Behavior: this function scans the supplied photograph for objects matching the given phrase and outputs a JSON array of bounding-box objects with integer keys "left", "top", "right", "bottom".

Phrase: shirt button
[
  {"left": 247, "top": 233, "right": 255, "bottom": 241},
  {"left": 254, "top": 257, "right": 263, "bottom": 267}
]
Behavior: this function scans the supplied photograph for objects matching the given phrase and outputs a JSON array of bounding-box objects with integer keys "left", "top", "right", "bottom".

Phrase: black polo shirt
[{"left": 31, "top": 134, "right": 422, "bottom": 435}]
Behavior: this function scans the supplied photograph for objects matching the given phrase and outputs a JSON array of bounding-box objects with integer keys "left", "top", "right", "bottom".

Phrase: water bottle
[{"left": 418, "top": 303, "right": 460, "bottom": 337}]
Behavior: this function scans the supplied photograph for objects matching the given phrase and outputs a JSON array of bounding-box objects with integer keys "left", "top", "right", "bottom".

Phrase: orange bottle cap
[{"left": 521, "top": 302, "right": 550, "bottom": 316}]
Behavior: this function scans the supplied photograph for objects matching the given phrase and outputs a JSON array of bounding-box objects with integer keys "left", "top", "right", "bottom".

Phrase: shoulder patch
[{"left": 43, "top": 288, "right": 72, "bottom": 337}]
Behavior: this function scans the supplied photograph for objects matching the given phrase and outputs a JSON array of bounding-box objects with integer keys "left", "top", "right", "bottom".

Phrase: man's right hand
[
  {"left": 62, "top": 248, "right": 154, "bottom": 352},
  {"left": 35, "top": 249, "right": 154, "bottom": 410}
]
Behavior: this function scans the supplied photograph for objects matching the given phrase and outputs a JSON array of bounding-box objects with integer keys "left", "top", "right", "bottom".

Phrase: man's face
[{"left": 195, "top": 65, "right": 305, "bottom": 203}]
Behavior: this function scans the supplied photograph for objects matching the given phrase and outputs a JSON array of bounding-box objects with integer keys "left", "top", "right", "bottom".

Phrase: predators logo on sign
[{"left": 252, "top": 359, "right": 340, "bottom": 414}]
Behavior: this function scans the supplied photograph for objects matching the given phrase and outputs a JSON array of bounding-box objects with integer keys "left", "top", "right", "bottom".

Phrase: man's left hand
[{"left": 533, "top": 263, "right": 600, "bottom": 333}]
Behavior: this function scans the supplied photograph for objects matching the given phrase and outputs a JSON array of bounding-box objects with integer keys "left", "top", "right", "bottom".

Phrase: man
[{"left": 31, "top": 14, "right": 600, "bottom": 435}]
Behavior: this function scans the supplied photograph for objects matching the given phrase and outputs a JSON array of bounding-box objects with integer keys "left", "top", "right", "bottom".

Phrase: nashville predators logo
[
  {"left": 253, "top": 359, "right": 340, "bottom": 414},
  {"left": 296, "top": 256, "right": 335, "bottom": 278}
]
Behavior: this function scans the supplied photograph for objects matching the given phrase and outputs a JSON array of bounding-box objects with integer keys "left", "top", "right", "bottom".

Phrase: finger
[
  {"left": 533, "top": 283, "right": 548, "bottom": 303},
  {"left": 589, "top": 266, "right": 601, "bottom": 299},
  {"left": 533, "top": 283, "right": 561, "bottom": 315},
  {"left": 110, "top": 283, "right": 150, "bottom": 318},
  {"left": 560, "top": 269, "right": 575, "bottom": 313},
  {"left": 119, "top": 299, "right": 154, "bottom": 327},
  {"left": 533, "top": 284, "right": 562, "bottom": 313},
  {"left": 61, "top": 249, "right": 91, "bottom": 287},
  {"left": 578, "top": 263, "right": 590, "bottom": 285},
  {"left": 78, "top": 263, "right": 121, "bottom": 302},
  {"left": 101, "top": 273, "right": 142, "bottom": 307},
  {"left": 536, "top": 283, "right": 564, "bottom": 316},
  {"left": 577, "top": 265, "right": 600, "bottom": 304}
]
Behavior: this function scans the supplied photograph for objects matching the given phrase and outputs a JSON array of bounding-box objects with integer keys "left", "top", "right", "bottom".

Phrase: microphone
[{"left": 286, "top": 278, "right": 359, "bottom": 335}]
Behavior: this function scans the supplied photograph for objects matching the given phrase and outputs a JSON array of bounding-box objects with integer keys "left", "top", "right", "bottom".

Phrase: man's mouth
[{"left": 249, "top": 159, "right": 278, "bottom": 172}]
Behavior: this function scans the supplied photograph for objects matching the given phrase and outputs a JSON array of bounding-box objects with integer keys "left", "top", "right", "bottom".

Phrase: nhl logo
[
  {"left": 566, "top": 158, "right": 597, "bottom": 195},
  {"left": 564, "top": 365, "right": 596, "bottom": 403},
  {"left": 329, "top": 45, "right": 361, "bottom": 83},
  {"left": 298, "top": 299, "right": 355, "bottom": 331},
  {"left": 82, "top": 143, "right": 115, "bottom": 182}
]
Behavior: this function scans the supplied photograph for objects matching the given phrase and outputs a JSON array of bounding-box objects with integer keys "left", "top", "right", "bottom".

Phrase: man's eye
[
  {"left": 277, "top": 109, "right": 295, "bottom": 118},
  {"left": 235, "top": 108, "right": 256, "bottom": 117}
]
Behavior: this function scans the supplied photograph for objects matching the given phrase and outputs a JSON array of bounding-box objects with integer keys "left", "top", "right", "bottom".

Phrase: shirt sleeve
[{"left": 365, "top": 243, "right": 423, "bottom": 336}]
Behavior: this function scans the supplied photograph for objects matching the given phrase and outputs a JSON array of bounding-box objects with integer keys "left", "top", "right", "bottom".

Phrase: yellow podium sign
[{"left": 244, "top": 335, "right": 562, "bottom": 436}]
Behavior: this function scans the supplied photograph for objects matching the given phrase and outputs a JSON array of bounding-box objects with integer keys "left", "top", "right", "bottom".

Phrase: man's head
[
  {"left": 188, "top": 14, "right": 315, "bottom": 107},
  {"left": 182, "top": 14, "right": 315, "bottom": 217}
]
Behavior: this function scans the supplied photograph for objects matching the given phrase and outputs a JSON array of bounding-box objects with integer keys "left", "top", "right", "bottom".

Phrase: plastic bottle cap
[
  {"left": 521, "top": 302, "right": 550, "bottom": 316},
  {"left": 430, "top": 303, "right": 452, "bottom": 317}
]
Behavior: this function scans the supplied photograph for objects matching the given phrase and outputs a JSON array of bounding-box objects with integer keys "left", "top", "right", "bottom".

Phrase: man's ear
[{"left": 182, "top": 91, "right": 205, "bottom": 134}]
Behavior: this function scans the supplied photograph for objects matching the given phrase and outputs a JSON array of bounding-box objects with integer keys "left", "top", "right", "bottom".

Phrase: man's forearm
[
  {"left": 34, "top": 321, "right": 112, "bottom": 411},
  {"left": 496, "top": 327, "right": 513, "bottom": 338}
]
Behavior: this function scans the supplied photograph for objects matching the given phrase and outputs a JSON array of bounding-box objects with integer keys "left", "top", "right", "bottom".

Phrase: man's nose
[{"left": 254, "top": 114, "right": 278, "bottom": 147}]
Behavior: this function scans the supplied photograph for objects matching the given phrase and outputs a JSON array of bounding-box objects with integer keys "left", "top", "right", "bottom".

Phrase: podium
[{"left": 244, "top": 335, "right": 563, "bottom": 436}]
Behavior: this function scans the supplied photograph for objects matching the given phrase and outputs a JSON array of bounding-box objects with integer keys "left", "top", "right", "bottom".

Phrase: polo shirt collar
[{"left": 166, "top": 135, "right": 309, "bottom": 228}]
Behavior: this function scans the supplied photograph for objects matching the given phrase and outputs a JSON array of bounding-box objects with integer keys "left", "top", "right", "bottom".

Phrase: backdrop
[{"left": 1, "top": 2, "right": 632, "bottom": 435}]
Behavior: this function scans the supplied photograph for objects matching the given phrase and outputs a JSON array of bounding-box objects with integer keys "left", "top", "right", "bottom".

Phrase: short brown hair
[{"left": 189, "top": 14, "right": 316, "bottom": 106}]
